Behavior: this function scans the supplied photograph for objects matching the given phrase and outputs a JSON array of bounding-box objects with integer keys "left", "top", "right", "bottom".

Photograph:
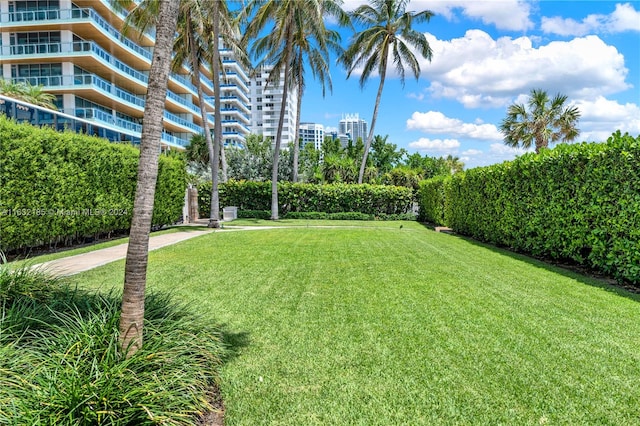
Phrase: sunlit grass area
[
  {"left": 7, "top": 225, "right": 209, "bottom": 268},
  {"left": 66, "top": 222, "right": 640, "bottom": 425}
]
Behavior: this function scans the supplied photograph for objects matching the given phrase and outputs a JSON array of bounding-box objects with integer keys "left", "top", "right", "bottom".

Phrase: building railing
[
  {"left": 1, "top": 8, "right": 154, "bottom": 61},
  {"left": 163, "top": 111, "right": 202, "bottom": 134},
  {"left": 5, "top": 41, "right": 150, "bottom": 85}
]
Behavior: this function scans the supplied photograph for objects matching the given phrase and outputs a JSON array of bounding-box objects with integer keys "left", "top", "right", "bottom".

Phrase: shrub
[
  {"left": 417, "top": 175, "right": 450, "bottom": 225},
  {"left": 198, "top": 180, "right": 414, "bottom": 218},
  {"left": 417, "top": 131, "right": 640, "bottom": 284},
  {"left": 0, "top": 116, "right": 186, "bottom": 252},
  {"left": 0, "top": 261, "right": 223, "bottom": 424}
]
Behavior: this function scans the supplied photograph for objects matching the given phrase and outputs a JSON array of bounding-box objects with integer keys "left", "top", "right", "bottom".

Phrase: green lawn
[
  {"left": 67, "top": 221, "right": 640, "bottom": 425},
  {"left": 7, "top": 225, "right": 208, "bottom": 268}
]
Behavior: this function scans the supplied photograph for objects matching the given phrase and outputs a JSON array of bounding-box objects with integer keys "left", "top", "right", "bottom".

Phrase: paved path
[{"left": 34, "top": 228, "right": 216, "bottom": 277}]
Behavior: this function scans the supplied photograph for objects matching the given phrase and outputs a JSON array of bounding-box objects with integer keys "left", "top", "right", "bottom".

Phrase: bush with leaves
[
  {"left": 198, "top": 180, "right": 414, "bottom": 218},
  {"left": 418, "top": 131, "right": 640, "bottom": 284},
  {"left": 0, "top": 262, "right": 223, "bottom": 424},
  {"left": 0, "top": 116, "right": 186, "bottom": 252}
]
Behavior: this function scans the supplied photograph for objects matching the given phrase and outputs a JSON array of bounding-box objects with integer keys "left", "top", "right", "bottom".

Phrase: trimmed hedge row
[
  {"left": 0, "top": 116, "right": 186, "bottom": 252},
  {"left": 417, "top": 175, "right": 449, "bottom": 225},
  {"left": 198, "top": 180, "right": 414, "bottom": 218},
  {"left": 417, "top": 131, "right": 640, "bottom": 284}
]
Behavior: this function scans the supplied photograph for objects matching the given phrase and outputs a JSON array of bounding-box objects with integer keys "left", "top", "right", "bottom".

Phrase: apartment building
[
  {"left": 299, "top": 122, "right": 324, "bottom": 151},
  {"left": 339, "top": 113, "right": 368, "bottom": 144},
  {"left": 0, "top": 0, "right": 251, "bottom": 150},
  {"left": 249, "top": 64, "right": 299, "bottom": 148}
]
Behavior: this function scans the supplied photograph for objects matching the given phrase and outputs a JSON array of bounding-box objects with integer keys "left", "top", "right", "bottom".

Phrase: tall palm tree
[
  {"left": 204, "top": 0, "right": 249, "bottom": 223},
  {"left": 242, "top": 0, "right": 348, "bottom": 219},
  {"left": 290, "top": 26, "right": 344, "bottom": 182},
  {"left": 119, "top": 0, "right": 180, "bottom": 357},
  {"left": 500, "top": 88, "right": 581, "bottom": 153},
  {"left": 339, "top": 0, "right": 433, "bottom": 184},
  {"left": 171, "top": 0, "right": 220, "bottom": 227},
  {"left": 444, "top": 154, "right": 464, "bottom": 174},
  {"left": 125, "top": 0, "right": 245, "bottom": 228}
]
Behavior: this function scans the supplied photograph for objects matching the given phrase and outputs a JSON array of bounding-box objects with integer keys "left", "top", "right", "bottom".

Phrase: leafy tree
[
  {"left": 299, "top": 142, "right": 322, "bottom": 183},
  {"left": 119, "top": 0, "right": 180, "bottom": 356},
  {"left": 225, "top": 134, "right": 293, "bottom": 182},
  {"left": 339, "top": 0, "right": 433, "bottom": 183},
  {"left": 500, "top": 88, "right": 581, "bottom": 153},
  {"left": 321, "top": 135, "right": 343, "bottom": 157},
  {"left": 243, "top": 0, "right": 347, "bottom": 219},
  {"left": 404, "top": 152, "right": 449, "bottom": 179},
  {"left": 370, "top": 134, "right": 405, "bottom": 176},
  {"left": 290, "top": 21, "right": 347, "bottom": 182}
]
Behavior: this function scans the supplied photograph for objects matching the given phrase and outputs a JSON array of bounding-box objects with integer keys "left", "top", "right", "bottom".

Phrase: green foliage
[
  {"left": 404, "top": 152, "right": 450, "bottom": 179},
  {"left": 382, "top": 166, "right": 422, "bottom": 191},
  {"left": 0, "top": 116, "right": 186, "bottom": 252},
  {"left": 418, "top": 131, "right": 640, "bottom": 284},
  {"left": 0, "top": 263, "right": 223, "bottom": 424},
  {"left": 198, "top": 180, "right": 414, "bottom": 218},
  {"left": 417, "top": 175, "right": 450, "bottom": 224},
  {"left": 225, "top": 134, "right": 293, "bottom": 182}
]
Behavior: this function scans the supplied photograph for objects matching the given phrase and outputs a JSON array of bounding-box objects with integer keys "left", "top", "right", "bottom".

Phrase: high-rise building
[
  {"left": 298, "top": 122, "right": 324, "bottom": 151},
  {"left": 0, "top": 0, "right": 250, "bottom": 150},
  {"left": 338, "top": 113, "right": 368, "bottom": 143},
  {"left": 212, "top": 41, "right": 251, "bottom": 148},
  {"left": 249, "top": 65, "right": 299, "bottom": 147}
]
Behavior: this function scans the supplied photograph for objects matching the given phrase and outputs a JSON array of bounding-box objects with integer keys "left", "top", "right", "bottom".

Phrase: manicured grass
[
  {"left": 67, "top": 222, "right": 640, "bottom": 425},
  {"left": 228, "top": 218, "right": 421, "bottom": 228},
  {"left": 7, "top": 225, "right": 208, "bottom": 268}
]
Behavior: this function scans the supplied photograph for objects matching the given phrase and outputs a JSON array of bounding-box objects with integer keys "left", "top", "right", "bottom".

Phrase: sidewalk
[{"left": 34, "top": 227, "right": 216, "bottom": 277}]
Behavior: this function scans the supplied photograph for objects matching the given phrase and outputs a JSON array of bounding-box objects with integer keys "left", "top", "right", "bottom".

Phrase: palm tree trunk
[
  {"left": 271, "top": 27, "right": 294, "bottom": 220},
  {"left": 187, "top": 21, "right": 218, "bottom": 228},
  {"left": 292, "top": 78, "right": 303, "bottom": 182},
  {"left": 119, "top": 0, "right": 180, "bottom": 357},
  {"left": 210, "top": 0, "right": 222, "bottom": 228},
  {"left": 358, "top": 57, "right": 387, "bottom": 184},
  {"left": 220, "top": 144, "right": 228, "bottom": 182}
]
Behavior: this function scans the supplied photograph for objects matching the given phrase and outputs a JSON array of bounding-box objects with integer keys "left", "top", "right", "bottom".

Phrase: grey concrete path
[{"left": 34, "top": 228, "right": 216, "bottom": 277}]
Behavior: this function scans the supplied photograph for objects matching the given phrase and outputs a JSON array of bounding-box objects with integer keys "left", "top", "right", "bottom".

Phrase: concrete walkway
[{"left": 34, "top": 228, "right": 216, "bottom": 277}]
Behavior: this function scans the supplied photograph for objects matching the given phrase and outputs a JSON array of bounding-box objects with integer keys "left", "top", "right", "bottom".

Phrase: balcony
[{"left": 1, "top": 8, "right": 154, "bottom": 65}]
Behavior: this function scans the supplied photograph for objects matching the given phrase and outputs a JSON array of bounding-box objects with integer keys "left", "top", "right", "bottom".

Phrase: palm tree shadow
[
  {"left": 416, "top": 221, "right": 640, "bottom": 303},
  {"left": 216, "top": 325, "right": 251, "bottom": 364}
]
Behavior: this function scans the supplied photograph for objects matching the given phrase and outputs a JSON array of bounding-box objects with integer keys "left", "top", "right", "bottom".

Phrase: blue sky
[{"left": 300, "top": 1, "right": 640, "bottom": 169}]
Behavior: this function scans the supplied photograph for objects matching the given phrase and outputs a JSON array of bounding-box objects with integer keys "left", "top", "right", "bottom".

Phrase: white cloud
[
  {"left": 406, "top": 111, "right": 502, "bottom": 140},
  {"left": 342, "top": 0, "right": 533, "bottom": 31},
  {"left": 407, "top": 92, "right": 425, "bottom": 101},
  {"left": 462, "top": 149, "right": 483, "bottom": 156},
  {"left": 542, "top": 3, "right": 640, "bottom": 36},
  {"left": 408, "top": 138, "right": 460, "bottom": 152},
  {"left": 415, "top": 31, "right": 630, "bottom": 107},
  {"left": 573, "top": 96, "right": 640, "bottom": 141},
  {"left": 427, "top": 0, "right": 533, "bottom": 31}
]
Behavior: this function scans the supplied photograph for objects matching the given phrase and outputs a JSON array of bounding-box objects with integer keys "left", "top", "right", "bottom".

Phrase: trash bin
[{"left": 223, "top": 206, "right": 238, "bottom": 221}]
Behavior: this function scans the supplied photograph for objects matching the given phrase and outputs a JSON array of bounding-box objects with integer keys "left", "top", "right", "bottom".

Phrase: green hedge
[
  {"left": 417, "top": 131, "right": 640, "bottom": 284},
  {"left": 417, "top": 175, "right": 450, "bottom": 225},
  {"left": 0, "top": 116, "right": 186, "bottom": 252},
  {"left": 198, "top": 181, "right": 414, "bottom": 219}
]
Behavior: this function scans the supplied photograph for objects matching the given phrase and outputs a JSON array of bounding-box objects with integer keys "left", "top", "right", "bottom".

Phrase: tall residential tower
[{"left": 0, "top": 0, "right": 250, "bottom": 149}]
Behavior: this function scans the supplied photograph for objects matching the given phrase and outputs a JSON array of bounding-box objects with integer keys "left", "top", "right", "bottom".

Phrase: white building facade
[
  {"left": 299, "top": 122, "right": 324, "bottom": 151},
  {"left": 249, "top": 65, "right": 299, "bottom": 148},
  {"left": 339, "top": 113, "right": 368, "bottom": 143}
]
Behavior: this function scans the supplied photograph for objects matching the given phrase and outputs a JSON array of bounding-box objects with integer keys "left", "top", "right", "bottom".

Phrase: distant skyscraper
[
  {"left": 339, "top": 113, "right": 367, "bottom": 143},
  {"left": 249, "top": 65, "right": 299, "bottom": 147},
  {"left": 299, "top": 122, "right": 324, "bottom": 150}
]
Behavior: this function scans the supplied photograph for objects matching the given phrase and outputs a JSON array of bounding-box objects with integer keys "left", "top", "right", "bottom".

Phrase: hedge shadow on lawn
[{"left": 416, "top": 221, "right": 640, "bottom": 303}]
